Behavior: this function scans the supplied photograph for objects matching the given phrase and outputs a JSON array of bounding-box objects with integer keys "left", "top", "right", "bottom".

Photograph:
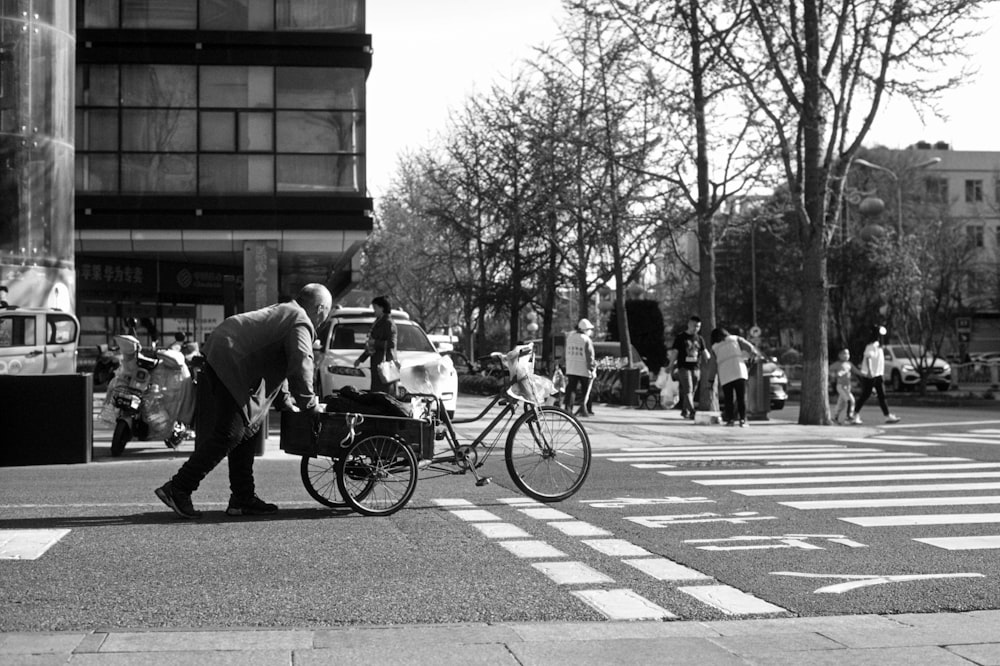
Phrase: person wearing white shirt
[{"left": 852, "top": 325, "right": 900, "bottom": 424}]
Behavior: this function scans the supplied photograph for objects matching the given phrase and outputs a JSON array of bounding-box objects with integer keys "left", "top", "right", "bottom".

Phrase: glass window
[
  {"left": 199, "top": 155, "right": 273, "bottom": 193},
  {"left": 200, "top": 0, "right": 273, "bottom": 30},
  {"left": 75, "top": 154, "right": 120, "bottom": 192},
  {"left": 122, "top": 65, "right": 196, "bottom": 108},
  {"left": 200, "top": 111, "right": 236, "bottom": 151},
  {"left": 122, "top": 109, "right": 196, "bottom": 151},
  {"left": 275, "top": 67, "right": 363, "bottom": 109},
  {"left": 276, "top": 0, "right": 363, "bottom": 32},
  {"left": 77, "top": 65, "right": 119, "bottom": 107},
  {"left": 924, "top": 176, "right": 948, "bottom": 204},
  {"left": 84, "top": 0, "right": 119, "bottom": 27},
  {"left": 76, "top": 110, "right": 119, "bottom": 151},
  {"left": 122, "top": 0, "right": 196, "bottom": 29},
  {"left": 965, "top": 179, "right": 984, "bottom": 203},
  {"left": 200, "top": 66, "right": 273, "bottom": 108},
  {"left": 277, "top": 155, "right": 357, "bottom": 192},
  {"left": 239, "top": 112, "right": 273, "bottom": 151},
  {"left": 122, "top": 154, "right": 196, "bottom": 192},
  {"left": 47, "top": 315, "right": 78, "bottom": 344},
  {"left": 967, "top": 224, "right": 984, "bottom": 248},
  {"left": 277, "top": 111, "right": 361, "bottom": 153},
  {"left": 0, "top": 315, "right": 36, "bottom": 347}
]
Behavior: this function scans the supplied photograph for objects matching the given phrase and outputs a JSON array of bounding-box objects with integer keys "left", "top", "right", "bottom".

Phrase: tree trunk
[{"left": 798, "top": 229, "right": 831, "bottom": 425}]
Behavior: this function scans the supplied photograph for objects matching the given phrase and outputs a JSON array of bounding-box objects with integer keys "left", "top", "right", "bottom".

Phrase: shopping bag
[
  {"left": 377, "top": 360, "right": 400, "bottom": 383},
  {"left": 551, "top": 366, "right": 567, "bottom": 393}
]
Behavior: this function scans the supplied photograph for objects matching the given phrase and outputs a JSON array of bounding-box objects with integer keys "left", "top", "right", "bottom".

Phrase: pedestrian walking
[
  {"left": 710, "top": 327, "right": 761, "bottom": 427},
  {"left": 832, "top": 348, "right": 857, "bottom": 425},
  {"left": 154, "top": 283, "right": 332, "bottom": 519},
  {"left": 668, "top": 315, "right": 709, "bottom": 420},
  {"left": 353, "top": 295, "right": 399, "bottom": 394},
  {"left": 852, "top": 325, "right": 900, "bottom": 424},
  {"left": 562, "top": 318, "right": 596, "bottom": 417}
]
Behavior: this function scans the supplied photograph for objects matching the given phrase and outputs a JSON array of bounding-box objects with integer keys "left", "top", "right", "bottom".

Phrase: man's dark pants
[
  {"left": 170, "top": 364, "right": 259, "bottom": 499},
  {"left": 678, "top": 366, "right": 700, "bottom": 417},
  {"left": 563, "top": 374, "right": 593, "bottom": 414}
]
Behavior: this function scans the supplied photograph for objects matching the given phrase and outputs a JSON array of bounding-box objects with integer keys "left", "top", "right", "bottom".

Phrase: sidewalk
[{"left": 4, "top": 611, "right": 999, "bottom": 664}]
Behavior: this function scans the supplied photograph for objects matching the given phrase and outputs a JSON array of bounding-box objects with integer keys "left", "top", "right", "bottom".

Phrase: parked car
[
  {"left": 0, "top": 305, "right": 79, "bottom": 375},
  {"left": 883, "top": 344, "right": 952, "bottom": 391},
  {"left": 970, "top": 351, "right": 1000, "bottom": 366},
  {"left": 440, "top": 350, "right": 477, "bottom": 376},
  {"left": 313, "top": 307, "right": 458, "bottom": 414}
]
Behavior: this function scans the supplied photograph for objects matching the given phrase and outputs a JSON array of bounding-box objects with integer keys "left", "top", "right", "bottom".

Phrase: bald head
[{"left": 296, "top": 283, "right": 333, "bottom": 327}]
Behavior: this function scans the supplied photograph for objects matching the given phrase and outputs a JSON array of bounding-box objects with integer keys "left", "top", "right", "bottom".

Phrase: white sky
[{"left": 366, "top": 1, "right": 1000, "bottom": 198}]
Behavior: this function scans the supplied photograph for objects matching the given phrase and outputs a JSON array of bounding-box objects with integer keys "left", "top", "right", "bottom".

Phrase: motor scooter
[{"left": 100, "top": 334, "right": 195, "bottom": 457}]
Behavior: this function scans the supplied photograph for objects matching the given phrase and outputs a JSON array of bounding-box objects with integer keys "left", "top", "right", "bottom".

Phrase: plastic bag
[{"left": 551, "top": 366, "right": 566, "bottom": 393}]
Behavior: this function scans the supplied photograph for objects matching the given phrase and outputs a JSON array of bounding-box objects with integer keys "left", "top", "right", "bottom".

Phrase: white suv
[
  {"left": 882, "top": 344, "right": 952, "bottom": 391},
  {"left": 313, "top": 307, "right": 458, "bottom": 414},
  {"left": 0, "top": 306, "right": 79, "bottom": 375}
]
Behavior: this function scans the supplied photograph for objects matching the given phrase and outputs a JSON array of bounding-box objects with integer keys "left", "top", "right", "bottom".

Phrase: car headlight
[
  {"left": 327, "top": 365, "right": 365, "bottom": 377},
  {"left": 902, "top": 364, "right": 914, "bottom": 372}
]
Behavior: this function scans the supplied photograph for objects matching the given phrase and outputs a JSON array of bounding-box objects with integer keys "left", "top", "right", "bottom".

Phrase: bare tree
[{"left": 719, "top": 0, "right": 985, "bottom": 424}]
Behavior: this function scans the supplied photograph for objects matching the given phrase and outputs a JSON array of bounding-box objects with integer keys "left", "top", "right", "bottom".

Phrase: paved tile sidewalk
[{"left": 4, "top": 611, "right": 1000, "bottom": 665}]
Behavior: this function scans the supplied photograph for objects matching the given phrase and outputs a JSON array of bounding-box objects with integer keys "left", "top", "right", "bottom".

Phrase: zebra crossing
[
  {"left": 594, "top": 428, "right": 1000, "bottom": 552},
  {"left": 432, "top": 497, "right": 788, "bottom": 620}
]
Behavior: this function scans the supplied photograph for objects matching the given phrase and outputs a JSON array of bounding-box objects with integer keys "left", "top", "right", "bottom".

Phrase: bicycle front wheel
[
  {"left": 337, "top": 435, "right": 418, "bottom": 517},
  {"left": 505, "top": 406, "right": 591, "bottom": 502}
]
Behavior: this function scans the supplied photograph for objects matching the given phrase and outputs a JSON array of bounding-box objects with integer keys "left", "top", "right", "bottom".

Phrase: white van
[{"left": 0, "top": 306, "right": 80, "bottom": 375}]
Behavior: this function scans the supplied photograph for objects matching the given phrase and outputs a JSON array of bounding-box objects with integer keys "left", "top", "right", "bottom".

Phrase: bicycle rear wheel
[
  {"left": 337, "top": 435, "right": 418, "bottom": 517},
  {"left": 505, "top": 406, "right": 591, "bottom": 502},
  {"left": 300, "top": 455, "right": 349, "bottom": 508}
]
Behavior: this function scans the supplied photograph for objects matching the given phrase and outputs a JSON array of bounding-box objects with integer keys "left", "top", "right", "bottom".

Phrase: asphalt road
[{"left": 2, "top": 396, "right": 999, "bottom": 631}]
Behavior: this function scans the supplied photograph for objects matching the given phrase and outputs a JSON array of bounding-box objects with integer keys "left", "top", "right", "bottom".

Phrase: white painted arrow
[{"left": 771, "top": 571, "right": 984, "bottom": 593}]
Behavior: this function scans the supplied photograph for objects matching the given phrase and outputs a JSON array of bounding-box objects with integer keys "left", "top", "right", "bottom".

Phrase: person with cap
[{"left": 563, "top": 317, "right": 597, "bottom": 417}]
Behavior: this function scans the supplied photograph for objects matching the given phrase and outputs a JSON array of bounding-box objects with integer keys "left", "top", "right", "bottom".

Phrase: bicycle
[{"left": 284, "top": 343, "right": 592, "bottom": 517}]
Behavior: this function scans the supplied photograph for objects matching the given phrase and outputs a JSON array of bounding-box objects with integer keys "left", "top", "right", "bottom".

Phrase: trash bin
[{"left": 747, "top": 362, "right": 770, "bottom": 421}]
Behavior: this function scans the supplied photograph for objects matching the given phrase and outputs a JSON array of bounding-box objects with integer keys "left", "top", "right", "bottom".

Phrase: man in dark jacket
[{"left": 155, "top": 284, "right": 332, "bottom": 519}]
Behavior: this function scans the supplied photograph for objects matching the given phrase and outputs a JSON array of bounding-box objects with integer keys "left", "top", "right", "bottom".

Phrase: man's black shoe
[
  {"left": 226, "top": 495, "right": 278, "bottom": 516},
  {"left": 155, "top": 482, "right": 202, "bottom": 519}
]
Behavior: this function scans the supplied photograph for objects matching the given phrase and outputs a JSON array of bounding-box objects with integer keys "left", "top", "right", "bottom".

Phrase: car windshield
[{"left": 330, "top": 321, "right": 436, "bottom": 353}]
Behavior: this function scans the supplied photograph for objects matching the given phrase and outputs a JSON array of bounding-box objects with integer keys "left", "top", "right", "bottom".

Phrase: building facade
[{"left": 73, "top": 0, "right": 372, "bottom": 347}]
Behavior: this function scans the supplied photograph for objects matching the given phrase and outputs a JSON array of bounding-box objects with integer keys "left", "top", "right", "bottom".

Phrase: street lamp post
[{"left": 853, "top": 156, "right": 942, "bottom": 239}]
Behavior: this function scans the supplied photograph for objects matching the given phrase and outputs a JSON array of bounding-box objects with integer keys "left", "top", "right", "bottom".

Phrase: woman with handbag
[{"left": 353, "top": 295, "right": 399, "bottom": 394}]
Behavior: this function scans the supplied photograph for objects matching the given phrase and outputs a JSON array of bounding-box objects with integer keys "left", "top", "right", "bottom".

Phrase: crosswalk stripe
[
  {"left": 914, "top": 536, "right": 1000, "bottom": 550},
  {"left": 736, "top": 482, "right": 1000, "bottom": 496},
  {"left": 628, "top": 452, "right": 917, "bottom": 465},
  {"left": 603, "top": 447, "right": 858, "bottom": 459},
  {"left": 835, "top": 437, "right": 940, "bottom": 447},
  {"left": 581, "top": 539, "right": 652, "bottom": 557},
  {"left": 497, "top": 540, "right": 567, "bottom": 558},
  {"left": 677, "top": 584, "right": 787, "bottom": 615},
  {"left": 622, "top": 558, "right": 712, "bottom": 581},
  {"left": 781, "top": 496, "right": 1000, "bottom": 510},
  {"left": 571, "top": 589, "right": 677, "bottom": 620},
  {"left": 595, "top": 445, "right": 848, "bottom": 456},
  {"left": 0, "top": 529, "right": 71, "bottom": 560},
  {"left": 532, "top": 561, "right": 615, "bottom": 584},
  {"left": 695, "top": 471, "right": 1000, "bottom": 486},
  {"left": 877, "top": 435, "right": 1000, "bottom": 445},
  {"left": 659, "top": 463, "right": 1000, "bottom": 477},
  {"left": 841, "top": 513, "right": 1000, "bottom": 527},
  {"left": 769, "top": 456, "right": 969, "bottom": 466}
]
